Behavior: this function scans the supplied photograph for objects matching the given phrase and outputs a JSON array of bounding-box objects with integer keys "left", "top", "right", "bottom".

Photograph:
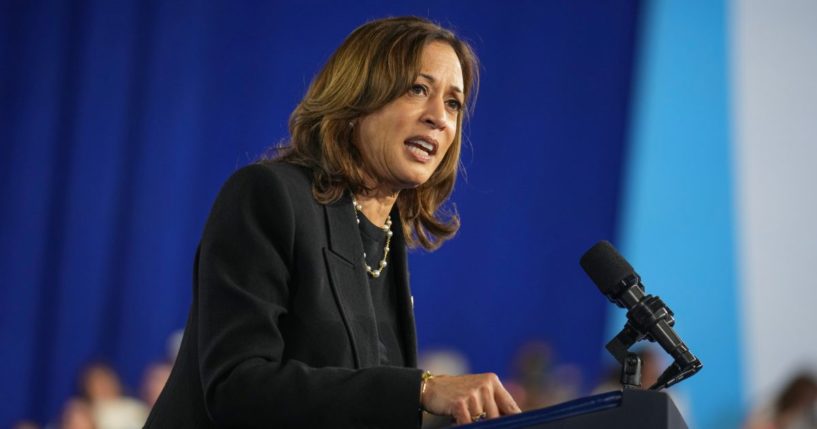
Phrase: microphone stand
[
  {"left": 606, "top": 323, "right": 645, "bottom": 389},
  {"left": 606, "top": 297, "right": 702, "bottom": 391}
]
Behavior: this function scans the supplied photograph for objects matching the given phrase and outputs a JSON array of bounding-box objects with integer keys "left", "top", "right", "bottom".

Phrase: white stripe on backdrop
[{"left": 733, "top": 0, "right": 817, "bottom": 410}]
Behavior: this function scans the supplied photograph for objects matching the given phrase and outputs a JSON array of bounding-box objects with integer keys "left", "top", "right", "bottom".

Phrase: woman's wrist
[{"left": 419, "top": 370, "right": 434, "bottom": 412}]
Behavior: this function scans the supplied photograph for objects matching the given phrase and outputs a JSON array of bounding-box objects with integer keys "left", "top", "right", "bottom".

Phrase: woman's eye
[
  {"left": 446, "top": 100, "right": 463, "bottom": 111},
  {"left": 410, "top": 84, "right": 428, "bottom": 96}
]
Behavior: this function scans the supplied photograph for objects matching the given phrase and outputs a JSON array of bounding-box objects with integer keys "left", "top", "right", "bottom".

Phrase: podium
[{"left": 462, "top": 389, "right": 687, "bottom": 429}]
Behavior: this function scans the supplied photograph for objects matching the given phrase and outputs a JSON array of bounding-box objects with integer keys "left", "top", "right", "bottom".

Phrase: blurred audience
[
  {"left": 418, "top": 348, "right": 471, "bottom": 377},
  {"left": 19, "top": 336, "right": 765, "bottom": 428},
  {"left": 745, "top": 371, "right": 817, "bottom": 429},
  {"left": 9, "top": 331, "right": 180, "bottom": 428},
  {"left": 775, "top": 373, "right": 817, "bottom": 429},
  {"left": 139, "top": 362, "right": 172, "bottom": 408},
  {"left": 165, "top": 329, "right": 183, "bottom": 363},
  {"left": 78, "top": 362, "right": 148, "bottom": 429},
  {"left": 59, "top": 398, "right": 96, "bottom": 429},
  {"left": 504, "top": 341, "right": 582, "bottom": 411}
]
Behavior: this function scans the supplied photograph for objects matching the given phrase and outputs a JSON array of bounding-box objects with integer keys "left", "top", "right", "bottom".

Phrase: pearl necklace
[{"left": 352, "top": 196, "right": 393, "bottom": 278}]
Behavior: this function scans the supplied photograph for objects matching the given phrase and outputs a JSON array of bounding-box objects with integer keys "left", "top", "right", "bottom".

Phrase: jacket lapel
[{"left": 323, "top": 195, "right": 379, "bottom": 368}]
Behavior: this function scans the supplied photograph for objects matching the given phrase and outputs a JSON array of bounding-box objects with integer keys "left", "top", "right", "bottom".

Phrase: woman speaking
[{"left": 145, "top": 16, "right": 520, "bottom": 428}]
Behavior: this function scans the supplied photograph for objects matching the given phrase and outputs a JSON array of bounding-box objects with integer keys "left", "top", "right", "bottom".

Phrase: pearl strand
[{"left": 351, "top": 196, "right": 393, "bottom": 279}]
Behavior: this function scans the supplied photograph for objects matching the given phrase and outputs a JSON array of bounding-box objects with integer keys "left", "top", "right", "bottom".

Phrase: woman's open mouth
[{"left": 404, "top": 136, "right": 438, "bottom": 162}]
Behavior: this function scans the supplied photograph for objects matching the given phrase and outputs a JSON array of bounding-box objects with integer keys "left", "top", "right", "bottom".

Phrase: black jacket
[{"left": 144, "top": 162, "right": 423, "bottom": 428}]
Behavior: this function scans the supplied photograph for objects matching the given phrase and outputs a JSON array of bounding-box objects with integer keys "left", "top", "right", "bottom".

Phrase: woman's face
[{"left": 355, "top": 41, "right": 464, "bottom": 192}]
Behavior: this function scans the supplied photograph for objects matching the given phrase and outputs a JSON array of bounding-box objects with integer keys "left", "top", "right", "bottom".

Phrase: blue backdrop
[{"left": 0, "top": 1, "right": 640, "bottom": 425}]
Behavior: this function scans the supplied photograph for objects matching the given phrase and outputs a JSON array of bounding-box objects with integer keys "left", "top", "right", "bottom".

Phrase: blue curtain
[{"left": 0, "top": 0, "right": 640, "bottom": 425}]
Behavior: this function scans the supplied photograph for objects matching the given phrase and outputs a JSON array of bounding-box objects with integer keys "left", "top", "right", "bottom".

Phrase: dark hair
[
  {"left": 272, "top": 16, "right": 479, "bottom": 250},
  {"left": 775, "top": 372, "right": 817, "bottom": 420}
]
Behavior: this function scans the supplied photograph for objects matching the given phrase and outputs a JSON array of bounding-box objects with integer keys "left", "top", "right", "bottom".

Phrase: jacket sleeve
[{"left": 196, "top": 164, "right": 423, "bottom": 428}]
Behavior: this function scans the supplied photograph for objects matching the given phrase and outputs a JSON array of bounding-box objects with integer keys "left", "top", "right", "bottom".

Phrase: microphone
[{"left": 580, "top": 240, "right": 702, "bottom": 390}]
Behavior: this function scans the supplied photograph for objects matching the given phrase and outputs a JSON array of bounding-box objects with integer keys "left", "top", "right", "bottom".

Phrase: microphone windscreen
[{"left": 579, "top": 240, "right": 636, "bottom": 295}]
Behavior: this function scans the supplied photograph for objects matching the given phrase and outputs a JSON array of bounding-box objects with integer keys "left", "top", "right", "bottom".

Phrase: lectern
[{"left": 462, "top": 389, "right": 687, "bottom": 429}]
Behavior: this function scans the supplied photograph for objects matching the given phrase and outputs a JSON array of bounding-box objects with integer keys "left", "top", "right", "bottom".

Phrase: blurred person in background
[
  {"left": 58, "top": 398, "right": 95, "bottom": 429},
  {"left": 139, "top": 362, "right": 172, "bottom": 409},
  {"left": 745, "top": 371, "right": 817, "bottom": 429},
  {"left": 504, "top": 341, "right": 582, "bottom": 411},
  {"left": 78, "top": 362, "right": 147, "bottom": 429},
  {"left": 145, "top": 16, "right": 520, "bottom": 428},
  {"left": 11, "top": 420, "right": 40, "bottom": 429}
]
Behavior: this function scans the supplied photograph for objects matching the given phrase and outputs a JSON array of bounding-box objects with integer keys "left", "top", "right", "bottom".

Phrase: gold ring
[{"left": 472, "top": 412, "right": 487, "bottom": 422}]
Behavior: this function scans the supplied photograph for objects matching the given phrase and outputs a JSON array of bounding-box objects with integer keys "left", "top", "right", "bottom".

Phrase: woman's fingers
[
  {"left": 467, "top": 393, "right": 482, "bottom": 416},
  {"left": 494, "top": 381, "right": 521, "bottom": 415},
  {"left": 421, "top": 372, "right": 521, "bottom": 424},
  {"left": 482, "top": 382, "right": 500, "bottom": 418},
  {"left": 452, "top": 398, "right": 471, "bottom": 425}
]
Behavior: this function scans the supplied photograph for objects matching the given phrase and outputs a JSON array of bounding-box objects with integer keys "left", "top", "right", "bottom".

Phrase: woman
[{"left": 145, "top": 16, "right": 520, "bottom": 428}]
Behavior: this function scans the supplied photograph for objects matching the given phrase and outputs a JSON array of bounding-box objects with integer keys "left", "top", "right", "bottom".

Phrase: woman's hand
[{"left": 421, "top": 373, "right": 521, "bottom": 425}]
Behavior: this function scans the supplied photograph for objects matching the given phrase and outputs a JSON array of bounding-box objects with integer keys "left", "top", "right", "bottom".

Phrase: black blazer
[{"left": 144, "top": 162, "right": 423, "bottom": 428}]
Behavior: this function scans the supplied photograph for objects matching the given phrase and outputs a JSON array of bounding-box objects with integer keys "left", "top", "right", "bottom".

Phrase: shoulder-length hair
[{"left": 274, "top": 16, "right": 479, "bottom": 251}]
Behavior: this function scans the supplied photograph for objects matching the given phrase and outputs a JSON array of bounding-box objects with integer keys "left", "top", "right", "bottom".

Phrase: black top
[{"left": 357, "top": 211, "right": 406, "bottom": 367}]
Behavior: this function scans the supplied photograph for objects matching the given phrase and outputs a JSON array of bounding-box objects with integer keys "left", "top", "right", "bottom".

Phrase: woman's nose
[{"left": 421, "top": 97, "right": 448, "bottom": 130}]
